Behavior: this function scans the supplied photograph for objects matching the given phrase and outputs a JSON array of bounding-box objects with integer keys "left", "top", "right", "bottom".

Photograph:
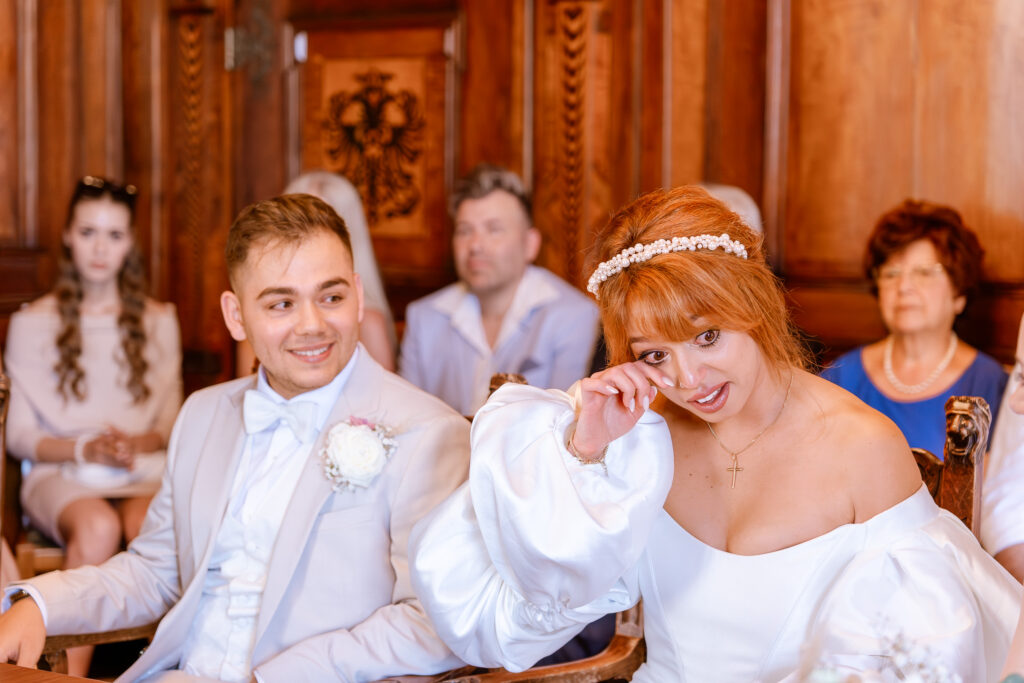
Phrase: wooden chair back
[
  {"left": 0, "top": 356, "right": 18, "bottom": 589},
  {"left": 0, "top": 353, "right": 66, "bottom": 578},
  {"left": 911, "top": 394, "right": 990, "bottom": 535}
]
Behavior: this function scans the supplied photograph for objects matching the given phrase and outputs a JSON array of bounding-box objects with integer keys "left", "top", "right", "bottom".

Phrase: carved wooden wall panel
[
  {"left": 35, "top": 1, "right": 79, "bottom": 250},
  {"left": 295, "top": 12, "right": 459, "bottom": 316},
  {"left": 769, "top": 0, "right": 1024, "bottom": 361},
  {"left": 458, "top": 0, "right": 524, "bottom": 176},
  {"left": 914, "top": 0, "right": 1024, "bottom": 283},
  {"left": 528, "top": 0, "right": 765, "bottom": 289},
  {"left": 1, "top": 0, "right": 113, "bottom": 342},
  {"left": 666, "top": 0, "right": 708, "bottom": 188},
  {"left": 166, "top": 0, "right": 235, "bottom": 392},
  {"left": 532, "top": 0, "right": 622, "bottom": 287},
  {"left": 0, "top": 0, "right": 16, "bottom": 245},
  {"left": 703, "top": 0, "right": 767, "bottom": 203},
  {"left": 121, "top": 0, "right": 166, "bottom": 292},
  {"left": 231, "top": 0, "right": 288, "bottom": 209}
]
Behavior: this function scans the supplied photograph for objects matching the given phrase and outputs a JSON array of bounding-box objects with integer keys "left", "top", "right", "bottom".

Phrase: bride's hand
[{"left": 571, "top": 361, "right": 674, "bottom": 459}]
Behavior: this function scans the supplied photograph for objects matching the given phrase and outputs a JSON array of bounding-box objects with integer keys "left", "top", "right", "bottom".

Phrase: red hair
[
  {"left": 588, "top": 186, "right": 808, "bottom": 372},
  {"left": 864, "top": 199, "right": 984, "bottom": 299}
]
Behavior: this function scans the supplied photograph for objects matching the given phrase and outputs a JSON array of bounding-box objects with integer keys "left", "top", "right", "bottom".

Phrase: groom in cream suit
[{"left": 0, "top": 194, "right": 469, "bottom": 681}]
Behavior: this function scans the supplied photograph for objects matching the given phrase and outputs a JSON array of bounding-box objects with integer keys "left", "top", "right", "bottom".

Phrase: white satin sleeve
[
  {"left": 798, "top": 505, "right": 1022, "bottom": 682},
  {"left": 981, "top": 363, "right": 1024, "bottom": 555},
  {"left": 410, "top": 383, "right": 673, "bottom": 671}
]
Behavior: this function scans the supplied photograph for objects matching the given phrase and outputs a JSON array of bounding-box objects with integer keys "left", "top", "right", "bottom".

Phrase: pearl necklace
[
  {"left": 883, "top": 332, "right": 958, "bottom": 395},
  {"left": 706, "top": 374, "right": 793, "bottom": 489}
]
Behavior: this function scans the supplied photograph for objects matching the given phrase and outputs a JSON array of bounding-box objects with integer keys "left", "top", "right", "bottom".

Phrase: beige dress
[{"left": 3, "top": 297, "right": 183, "bottom": 543}]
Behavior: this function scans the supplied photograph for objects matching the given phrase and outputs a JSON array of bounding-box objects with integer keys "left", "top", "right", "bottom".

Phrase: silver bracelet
[
  {"left": 73, "top": 434, "right": 91, "bottom": 465},
  {"left": 565, "top": 423, "right": 608, "bottom": 474}
]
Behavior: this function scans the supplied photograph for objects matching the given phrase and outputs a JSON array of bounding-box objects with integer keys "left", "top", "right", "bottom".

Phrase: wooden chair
[
  {"left": 375, "top": 603, "right": 644, "bottom": 683},
  {"left": 0, "top": 356, "right": 65, "bottom": 579},
  {"left": 911, "top": 394, "right": 990, "bottom": 536},
  {"left": 0, "top": 357, "right": 157, "bottom": 674}
]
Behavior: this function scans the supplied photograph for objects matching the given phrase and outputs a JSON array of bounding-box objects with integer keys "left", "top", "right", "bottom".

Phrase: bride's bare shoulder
[{"left": 807, "top": 373, "right": 923, "bottom": 519}]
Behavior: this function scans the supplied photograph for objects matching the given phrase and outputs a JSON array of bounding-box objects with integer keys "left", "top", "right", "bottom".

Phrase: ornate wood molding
[
  {"left": 176, "top": 14, "right": 205, "bottom": 286},
  {"left": 167, "top": 2, "right": 234, "bottom": 391},
  {"left": 555, "top": 2, "right": 589, "bottom": 282}
]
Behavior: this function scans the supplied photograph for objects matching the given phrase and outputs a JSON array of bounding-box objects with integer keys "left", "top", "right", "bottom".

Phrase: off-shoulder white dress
[
  {"left": 4, "top": 298, "right": 183, "bottom": 543},
  {"left": 410, "top": 384, "right": 1021, "bottom": 682}
]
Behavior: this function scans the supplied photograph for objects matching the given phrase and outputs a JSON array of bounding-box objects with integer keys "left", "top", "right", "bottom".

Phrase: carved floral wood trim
[
  {"left": 167, "top": 2, "right": 234, "bottom": 390},
  {"left": 177, "top": 15, "right": 204, "bottom": 289},
  {"left": 322, "top": 67, "right": 426, "bottom": 225},
  {"left": 555, "top": 2, "right": 589, "bottom": 282}
]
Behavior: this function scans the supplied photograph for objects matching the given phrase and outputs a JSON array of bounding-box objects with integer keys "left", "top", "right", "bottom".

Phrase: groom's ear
[{"left": 220, "top": 290, "right": 247, "bottom": 342}]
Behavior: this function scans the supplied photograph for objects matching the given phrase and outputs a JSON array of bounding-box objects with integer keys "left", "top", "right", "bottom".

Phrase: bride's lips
[{"left": 687, "top": 382, "right": 729, "bottom": 414}]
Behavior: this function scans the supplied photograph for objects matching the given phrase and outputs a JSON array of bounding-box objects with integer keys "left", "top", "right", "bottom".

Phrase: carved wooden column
[
  {"left": 533, "top": 0, "right": 599, "bottom": 287},
  {"left": 166, "top": 0, "right": 234, "bottom": 392},
  {"left": 532, "top": 0, "right": 640, "bottom": 289}
]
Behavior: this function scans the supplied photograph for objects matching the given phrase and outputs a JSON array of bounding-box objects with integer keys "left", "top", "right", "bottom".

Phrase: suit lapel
[
  {"left": 187, "top": 383, "right": 250, "bottom": 570},
  {"left": 122, "top": 380, "right": 251, "bottom": 681},
  {"left": 254, "top": 351, "right": 384, "bottom": 639}
]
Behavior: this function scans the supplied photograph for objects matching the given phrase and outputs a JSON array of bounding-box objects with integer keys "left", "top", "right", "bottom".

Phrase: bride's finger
[
  {"left": 579, "top": 376, "right": 620, "bottom": 396},
  {"left": 593, "top": 372, "right": 644, "bottom": 411}
]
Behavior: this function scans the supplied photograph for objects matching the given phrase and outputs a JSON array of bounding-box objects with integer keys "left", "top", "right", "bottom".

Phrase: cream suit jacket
[{"left": 21, "top": 348, "right": 469, "bottom": 682}]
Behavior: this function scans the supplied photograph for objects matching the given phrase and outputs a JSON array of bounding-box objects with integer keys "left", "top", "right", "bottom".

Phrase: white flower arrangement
[
  {"left": 320, "top": 417, "right": 397, "bottom": 491},
  {"left": 806, "top": 631, "right": 962, "bottom": 683}
]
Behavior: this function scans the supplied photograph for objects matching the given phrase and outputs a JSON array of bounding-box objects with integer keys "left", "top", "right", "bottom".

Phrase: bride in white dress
[{"left": 410, "top": 186, "right": 1020, "bottom": 682}]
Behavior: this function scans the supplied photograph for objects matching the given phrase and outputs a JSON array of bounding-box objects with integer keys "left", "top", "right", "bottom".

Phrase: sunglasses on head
[{"left": 77, "top": 175, "right": 138, "bottom": 205}]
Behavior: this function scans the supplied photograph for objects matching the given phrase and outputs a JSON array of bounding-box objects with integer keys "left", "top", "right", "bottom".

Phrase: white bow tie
[{"left": 242, "top": 390, "right": 318, "bottom": 443}]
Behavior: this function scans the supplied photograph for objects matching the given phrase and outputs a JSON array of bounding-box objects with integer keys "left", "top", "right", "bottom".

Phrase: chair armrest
[{"left": 41, "top": 622, "right": 158, "bottom": 674}]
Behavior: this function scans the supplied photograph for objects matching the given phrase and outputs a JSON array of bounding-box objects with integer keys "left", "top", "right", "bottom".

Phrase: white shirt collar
[
  {"left": 431, "top": 266, "right": 560, "bottom": 354},
  {"left": 254, "top": 345, "right": 360, "bottom": 432}
]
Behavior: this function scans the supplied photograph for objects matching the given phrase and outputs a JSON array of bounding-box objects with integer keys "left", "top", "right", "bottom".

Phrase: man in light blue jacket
[{"left": 400, "top": 164, "right": 600, "bottom": 416}]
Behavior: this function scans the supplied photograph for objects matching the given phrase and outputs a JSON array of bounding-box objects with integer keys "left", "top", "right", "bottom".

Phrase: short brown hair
[
  {"left": 226, "top": 193, "right": 353, "bottom": 288},
  {"left": 449, "top": 163, "right": 531, "bottom": 221},
  {"left": 864, "top": 199, "right": 984, "bottom": 299},
  {"left": 588, "top": 186, "right": 808, "bottom": 372}
]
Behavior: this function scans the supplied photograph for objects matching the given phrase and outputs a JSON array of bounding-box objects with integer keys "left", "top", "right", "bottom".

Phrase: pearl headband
[{"left": 586, "top": 234, "right": 749, "bottom": 297}]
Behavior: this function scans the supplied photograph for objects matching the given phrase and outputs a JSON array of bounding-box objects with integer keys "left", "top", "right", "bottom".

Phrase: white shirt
[
  {"left": 178, "top": 350, "right": 357, "bottom": 682},
  {"left": 400, "top": 266, "right": 600, "bottom": 415}
]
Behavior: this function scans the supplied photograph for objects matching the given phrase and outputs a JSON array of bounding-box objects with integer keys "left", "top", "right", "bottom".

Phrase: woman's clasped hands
[
  {"left": 571, "top": 361, "right": 675, "bottom": 460},
  {"left": 79, "top": 427, "right": 140, "bottom": 469}
]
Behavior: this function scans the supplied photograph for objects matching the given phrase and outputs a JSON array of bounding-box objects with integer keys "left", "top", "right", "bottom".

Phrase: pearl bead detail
[{"left": 586, "top": 234, "right": 749, "bottom": 298}]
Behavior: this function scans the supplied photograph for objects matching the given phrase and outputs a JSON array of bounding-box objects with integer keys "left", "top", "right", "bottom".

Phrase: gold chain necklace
[{"left": 706, "top": 374, "right": 793, "bottom": 488}]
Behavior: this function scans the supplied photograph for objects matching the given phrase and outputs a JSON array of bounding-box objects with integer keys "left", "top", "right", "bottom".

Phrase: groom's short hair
[{"left": 226, "top": 193, "right": 353, "bottom": 287}]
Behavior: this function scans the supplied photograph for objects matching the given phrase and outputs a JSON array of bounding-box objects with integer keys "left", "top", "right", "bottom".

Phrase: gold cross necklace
[{"left": 706, "top": 374, "right": 794, "bottom": 488}]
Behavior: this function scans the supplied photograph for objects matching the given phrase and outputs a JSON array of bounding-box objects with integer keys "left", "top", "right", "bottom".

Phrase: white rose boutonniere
[{"left": 321, "top": 417, "right": 398, "bottom": 491}]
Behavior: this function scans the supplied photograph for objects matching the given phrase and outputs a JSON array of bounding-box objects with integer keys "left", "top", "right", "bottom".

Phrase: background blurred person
[
  {"left": 400, "top": 163, "right": 599, "bottom": 415},
  {"left": 820, "top": 199, "right": 1006, "bottom": 458},
  {"left": 3, "top": 175, "right": 182, "bottom": 675}
]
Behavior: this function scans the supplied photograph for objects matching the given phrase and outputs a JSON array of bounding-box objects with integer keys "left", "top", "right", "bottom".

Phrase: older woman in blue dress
[{"left": 821, "top": 200, "right": 1006, "bottom": 459}]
